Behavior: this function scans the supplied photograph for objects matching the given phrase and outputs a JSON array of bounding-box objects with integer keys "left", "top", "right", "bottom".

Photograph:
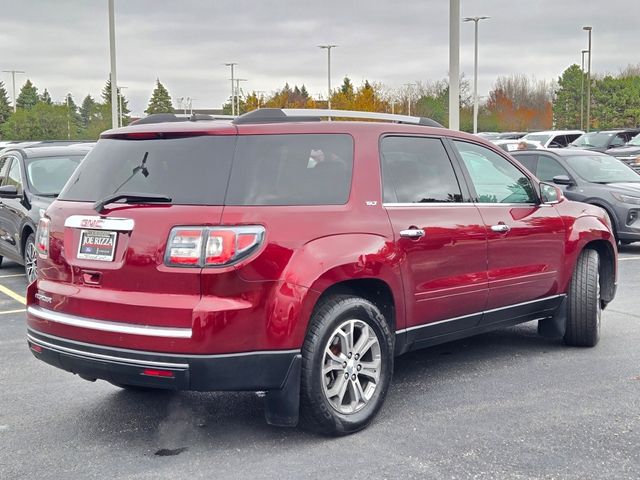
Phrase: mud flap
[
  {"left": 538, "top": 297, "right": 567, "bottom": 338},
  {"left": 265, "top": 354, "right": 301, "bottom": 427}
]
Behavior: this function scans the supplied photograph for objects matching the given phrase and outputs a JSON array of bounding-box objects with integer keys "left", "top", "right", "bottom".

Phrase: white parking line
[
  {"left": 619, "top": 256, "right": 640, "bottom": 261},
  {"left": 0, "top": 273, "right": 25, "bottom": 279},
  {"left": 0, "top": 308, "right": 24, "bottom": 315}
]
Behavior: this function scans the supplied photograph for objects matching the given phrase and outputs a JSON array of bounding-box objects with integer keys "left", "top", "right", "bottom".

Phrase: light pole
[
  {"left": 583, "top": 26, "right": 592, "bottom": 132},
  {"left": 235, "top": 79, "right": 247, "bottom": 115},
  {"left": 118, "top": 86, "right": 127, "bottom": 126},
  {"left": 2, "top": 70, "right": 25, "bottom": 112},
  {"left": 403, "top": 83, "right": 416, "bottom": 116},
  {"left": 449, "top": 0, "right": 460, "bottom": 130},
  {"left": 108, "top": 0, "right": 118, "bottom": 129},
  {"left": 580, "top": 49, "right": 588, "bottom": 130},
  {"left": 224, "top": 63, "right": 237, "bottom": 115},
  {"left": 463, "top": 15, "right": 489, "bottom": 134},
  {"left": 318, "top": 45, "right": 337, "bottom": 110}
]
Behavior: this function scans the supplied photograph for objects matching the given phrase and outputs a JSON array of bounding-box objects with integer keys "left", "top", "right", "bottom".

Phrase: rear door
[
  {"left": 451, "top": 140, "right": 566, "bottom": 322},
  {"left": 381, "top": 135, "right": 488, "bottom": 342}
]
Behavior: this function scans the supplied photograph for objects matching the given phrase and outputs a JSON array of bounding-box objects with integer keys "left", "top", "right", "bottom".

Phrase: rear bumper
[{"left": 27, "top": 328, "right": 300, "bottom": 392}]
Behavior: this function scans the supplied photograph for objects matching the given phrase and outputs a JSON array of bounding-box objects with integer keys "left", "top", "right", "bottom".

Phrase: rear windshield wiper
[{"left": 93, "top": 193, "right": 172, "bottom": 213}]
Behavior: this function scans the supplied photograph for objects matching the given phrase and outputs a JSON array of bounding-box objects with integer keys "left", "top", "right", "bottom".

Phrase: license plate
[{"left": 77, "top": 229, "right": 117, "bottom": 261}]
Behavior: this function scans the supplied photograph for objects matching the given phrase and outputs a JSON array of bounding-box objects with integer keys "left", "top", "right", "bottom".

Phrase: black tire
[
  {"left": 0, "top": 255, "right": 3, "bottom": 268},
  {"left": 299, "top": 295, "right": 394, "bottom": 436},
  {"left": 564, "top": 248, "right": 601, "bottom": 347},
  {"left": 24, "top": 233, "right": 37, "bottom": 283}
]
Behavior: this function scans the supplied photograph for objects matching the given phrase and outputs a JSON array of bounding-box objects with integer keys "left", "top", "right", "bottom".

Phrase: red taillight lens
[
  {"left": 142, "top": 368, "right": 174, "bottom": 378},
  {"left": 36, "top": 218, "right": 50, "bottom": 258},
  {"left": 165, "top": 226, "right": 264, "bottom": 267}
]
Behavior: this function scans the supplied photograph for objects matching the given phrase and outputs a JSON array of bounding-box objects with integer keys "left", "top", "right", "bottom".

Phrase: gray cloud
[{"left": 1, "top": 0, "right": 637, "bottom": 116}]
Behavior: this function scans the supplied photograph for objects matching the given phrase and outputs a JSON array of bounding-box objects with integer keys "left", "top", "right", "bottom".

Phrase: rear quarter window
[{"left": 225, "top": 134, "right": 354, "bottom": 205}]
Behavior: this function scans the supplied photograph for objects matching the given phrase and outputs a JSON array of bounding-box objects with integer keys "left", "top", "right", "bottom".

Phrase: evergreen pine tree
[
  {"left": 145, "top": 79, "right": 174, "bottom": 114},
  {"left": 16, "top": 79, "right": 39, "bottom": 110},
  {"left": 80, "top": 94, "right": 97, "bottom": 128},
  {"left": 101, "top": 78, "right": 130, "bottom": 120},
  {"left": 0, "top": 81, "right": 11, "bottom": 124},
  {"left": 65, "top": 93, "right": 82, "bottom": 133},
  {"left": 40, "top": 89, "right": 53, "bottom": 104}
]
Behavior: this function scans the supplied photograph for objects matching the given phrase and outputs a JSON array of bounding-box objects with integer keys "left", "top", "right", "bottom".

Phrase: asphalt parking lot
[{"left": 1, "top": 248, "right": 639, "bottom": 480}]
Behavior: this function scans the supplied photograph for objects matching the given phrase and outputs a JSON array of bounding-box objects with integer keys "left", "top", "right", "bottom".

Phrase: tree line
[{"left": 1, "top": 63, "right": 638, "bottom": 140}]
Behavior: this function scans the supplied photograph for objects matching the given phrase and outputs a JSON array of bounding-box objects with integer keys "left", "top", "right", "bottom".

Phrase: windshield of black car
[
  {"left": 571, "top": 132, "right": 613, "bottom": 148},
  {"left": 565, "top": 154, "right": 640, "bottom": 183},
  {"left": 26, "top": 156, "right": 85, "bottom": 195}
]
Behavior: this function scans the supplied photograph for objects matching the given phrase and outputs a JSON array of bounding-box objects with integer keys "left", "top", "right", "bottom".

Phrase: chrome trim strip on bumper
[
  {"left": 27, "top": 305, "right": 192, "bottom": 339},
  {"left": 28, "top": 328, "right": 301, "bottom": 359},
  {"left": 395, "top": 294, "right": 566, "bottom": 334},
  {"left": 27, "top": 333, "right": 189, "bottom": 369}
]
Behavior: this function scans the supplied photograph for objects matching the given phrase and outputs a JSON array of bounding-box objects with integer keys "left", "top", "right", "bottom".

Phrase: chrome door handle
[
  {"left": 490, "top": 224, "right": 510, "bottom": 233},
  {"left": 400, "top": 229, "right": 425, "bottom": 239}
]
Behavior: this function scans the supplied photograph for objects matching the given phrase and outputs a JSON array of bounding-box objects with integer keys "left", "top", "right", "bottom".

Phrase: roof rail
[
  {"left": 129, "top": 113, "right": 235, "bottom": 126},
  {"left": 233, "top": 108, "right": 443, "bottom": 127}
]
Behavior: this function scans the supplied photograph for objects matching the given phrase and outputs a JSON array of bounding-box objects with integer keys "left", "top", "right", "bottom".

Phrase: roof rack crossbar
[{"left": 233, "top": 108, "right": 443, "bottom": 127}]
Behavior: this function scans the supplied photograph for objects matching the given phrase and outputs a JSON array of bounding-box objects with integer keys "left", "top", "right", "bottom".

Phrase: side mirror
[
  {"left": 552, "top": 175, "right": 573, "bottom": 186},
  {"left": 540, "top": 182, "right": 563, "bottom": 204},
  {"left": 0, "top": 185, "right": 18, "bottom": 197}
]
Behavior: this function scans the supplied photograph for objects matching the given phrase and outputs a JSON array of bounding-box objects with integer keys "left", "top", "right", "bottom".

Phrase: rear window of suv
[{"left": 59, "top": 134, "right": 354, "bottom": 206}]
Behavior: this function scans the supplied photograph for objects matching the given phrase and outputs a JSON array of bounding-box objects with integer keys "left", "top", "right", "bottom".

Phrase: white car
[{"left": 522, "top": 130, "right": 584, "bottom": 148}]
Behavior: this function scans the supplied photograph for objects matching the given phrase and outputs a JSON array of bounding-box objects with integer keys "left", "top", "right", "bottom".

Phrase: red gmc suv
[{"left": 26, "top": 109, "right": 617, "bottom": 435}]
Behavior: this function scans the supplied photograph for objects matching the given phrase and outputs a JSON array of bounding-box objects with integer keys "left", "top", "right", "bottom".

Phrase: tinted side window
[
  {"left": 0, "top": 156, "right": 10, "bottom": 181},
  {"left": 59, "top": 137, "right": 236, "bottom": 205},
  {"left": 536, "top": 155, "right": 568, "bottom": 182},
  {"left": 453, "top": 141, "right": 536, "bottom": 204},
  {"left": 226, "top": 134, "right": 353, "bottom": 206},
  {"left": 380, "top": 136, "right": 462, "bottom": 203},
  {"left": 5, "top": 158, "right": 22, "bottom": 191}
]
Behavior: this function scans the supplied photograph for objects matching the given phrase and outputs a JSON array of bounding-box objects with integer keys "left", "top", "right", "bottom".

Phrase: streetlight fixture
[
  {"left": 224, "top": 62, "right": 238, "bottom": 115},
  {"left": 580, "top": 49, "right": 588, "bottom": 130},
  {"left": 463, "top": 15, "right": 490, "bottom": 134},
  {"left": 318, "top": 45, "right": 337, "bottom": 110},
  {"left": 2, "top": 70, "right": 25, "bottom": 112},
  {"left": 583, "top": 26, "right": 592, "bottom": 132}
]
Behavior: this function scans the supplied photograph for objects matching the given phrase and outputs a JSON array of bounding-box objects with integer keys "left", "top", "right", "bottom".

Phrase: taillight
[
  {"left": 36, "top": 218, "right": 50, "bottom": 258},
  {"left": 165, "top": 226, "right": 264, "bottom": 267}
]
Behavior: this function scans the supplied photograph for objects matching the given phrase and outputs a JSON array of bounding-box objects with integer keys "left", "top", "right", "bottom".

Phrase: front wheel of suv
[
  {"left": 300, "top": 295, "right": 394, "bottom": 436},
  {"left": 564, "top": 248, "right": 601, "bottom": 347},
  {"left": 24, "top": 233, "right": 37, "bottom": 284}
]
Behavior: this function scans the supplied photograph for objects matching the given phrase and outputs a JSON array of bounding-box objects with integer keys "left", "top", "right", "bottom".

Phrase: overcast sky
[{"left": 1, "top": 0, "right": 638, "bottom": 117}]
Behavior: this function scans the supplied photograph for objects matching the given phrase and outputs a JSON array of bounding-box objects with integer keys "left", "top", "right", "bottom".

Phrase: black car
[
  {"left": 0, "top": 143, "right": 92, "bottom": 281},
  {"left": 569, "top": 129, "right": 640, "bottom": 153},
  {"left": 511, "top": 148, "right": 640, "bottom": 244},
  {"left": 606, "top": 133, "right": 640, "bottom": 172}
]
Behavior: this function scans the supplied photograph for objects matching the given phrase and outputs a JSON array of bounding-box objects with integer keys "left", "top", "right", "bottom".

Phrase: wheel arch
[
  {"left": 583, "top": 239, "right": 617, "bottom": 306},
  {"left": 20, "top": 222, "right": 36, "bottom": 257}
]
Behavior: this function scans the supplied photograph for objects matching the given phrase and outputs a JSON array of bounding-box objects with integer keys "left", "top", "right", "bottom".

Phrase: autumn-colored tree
[{"left": 486, "top": 75, "right": 552, "bottom": 131}]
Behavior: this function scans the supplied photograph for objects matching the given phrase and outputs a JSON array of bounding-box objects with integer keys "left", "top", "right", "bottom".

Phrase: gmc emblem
[{"left": 81, "top": 219, "right": 104, "bottom": 228}]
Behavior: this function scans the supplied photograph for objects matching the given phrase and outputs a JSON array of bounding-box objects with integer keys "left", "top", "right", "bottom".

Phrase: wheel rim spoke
[{"left": 358, "top": 358, "right": 381, "bottom": 380}]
